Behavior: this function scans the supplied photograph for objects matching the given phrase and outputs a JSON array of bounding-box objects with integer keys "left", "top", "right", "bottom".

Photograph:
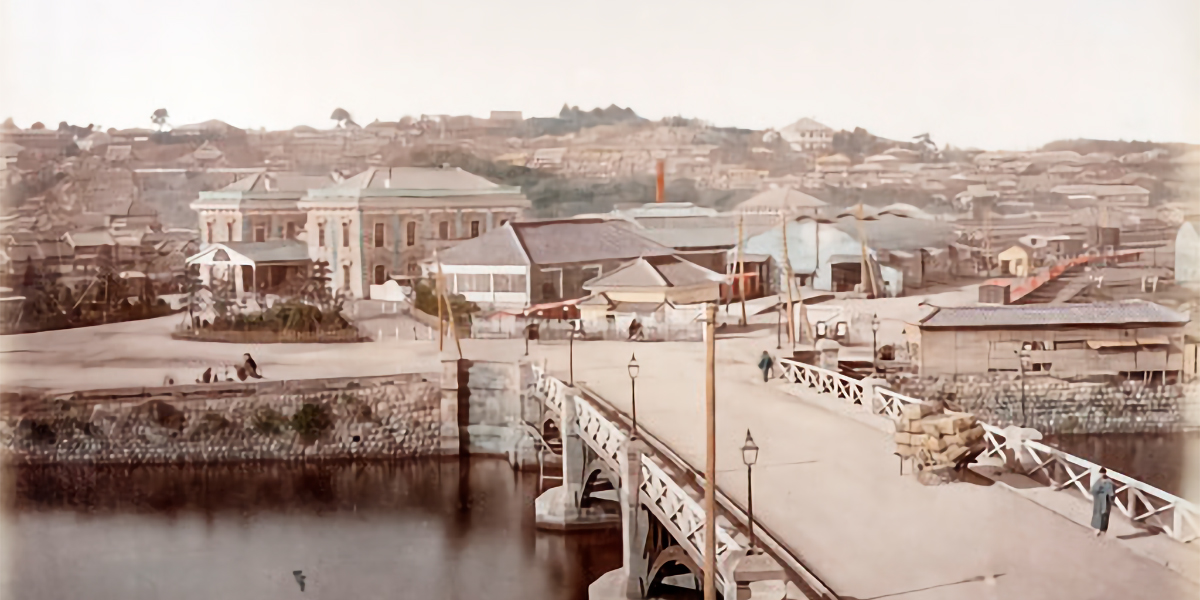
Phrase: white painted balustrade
[{"left": 778, "top": 358, "right": 1200, "bottom": 543}]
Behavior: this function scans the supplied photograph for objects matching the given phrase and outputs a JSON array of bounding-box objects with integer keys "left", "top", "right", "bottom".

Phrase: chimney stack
[{"left": 655, "top": 159, "right": 665, "bottom": 203}]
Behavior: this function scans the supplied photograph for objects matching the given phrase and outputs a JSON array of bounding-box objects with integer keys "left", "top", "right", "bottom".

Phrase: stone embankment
[
  {"left": 0, "top": 375, "right": 443, "bottom": 464},
  {"left": 892, "top": 374, "right": 1198, "bottom": 434}
]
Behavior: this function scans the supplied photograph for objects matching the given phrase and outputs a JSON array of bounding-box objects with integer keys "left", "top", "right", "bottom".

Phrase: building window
[
  {"left": 374, "top": 265, "right": 386, "bottom": 285},
  {"left": 254, "top": 226, "right": 265, "bottom": 243},
  {"left": 286, "top": 222, "right": 296, "bottom": 239},
  {"left": 439, "top": 221, "right": 449, "bottom": 240},
  {"left": 226, "top": 222, "right": 233, "bottom": 241},
  {"left": 407, "top": 262, "right": 419, "bottom": 275},
  {"left": 342, "top": 223, "right": 350, "bottom": 248},
  {"left": 406, "top": 222, "right": 416, "bottom": 246},
  {"left": 343, "top": 265, "right": 351, "bottom": 288},
  {"left": 206, "top": 222, "right": 213, "bottom": 243},
  {"left": 374, "top": 222, "right": 385, "bottom": 248},
  {"left": 541, "top": 282, "right": 556, "bottom": 300},
  {"left": 318, "top": 225, "right": 326, "bottom": 247},
  {"left": 470, "top": 221, "right": 480, "bottom": 238}
]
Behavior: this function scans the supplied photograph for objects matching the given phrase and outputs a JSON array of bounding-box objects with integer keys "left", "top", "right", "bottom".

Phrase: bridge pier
[{"left": 535, "top": 380, "right": 621, "bottom": 530}]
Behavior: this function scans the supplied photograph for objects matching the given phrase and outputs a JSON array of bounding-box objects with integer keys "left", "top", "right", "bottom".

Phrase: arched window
[
  {"left": 406, "top": 222, "right": 417, "bottom": 246},
  {"left": 343, "top": 265, "right": 351, "bottom": 288},
  {"left": 342, "top": 223, "right": 350, "bottom": 248},
  {"left": 226, "top": 222, "right": 233, "bottom": 241},
  {"left": 374, "top": 265, "right": 386, "bottom": 285},
  {"left": 318, "top": 225, "right": 326, "bottom": 247},
  {"left": 374, "top": 223, "right": 385, "bottom": 248},
  {"left": 438, "top": 221, "right": 449, "bottom": 240}
]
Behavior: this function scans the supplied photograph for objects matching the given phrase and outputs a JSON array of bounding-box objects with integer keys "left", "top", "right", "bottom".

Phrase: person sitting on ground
[{"left": 628, "top": 318, "right": 644, "bottom": 341}]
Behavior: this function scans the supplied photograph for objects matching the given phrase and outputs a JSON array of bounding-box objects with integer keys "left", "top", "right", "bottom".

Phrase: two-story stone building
[{"left": 190, "top": 166, "right": 530, "bottom": 298}]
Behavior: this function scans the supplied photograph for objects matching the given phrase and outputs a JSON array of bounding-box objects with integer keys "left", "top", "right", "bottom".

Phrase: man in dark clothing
[
  {"left": 1091, "top": 468, "right": 1116, "bottom": 537},
  {"left": 758, "top": 351, "right": 774, "bottom": 382},
  {"left": 243, "top": 353, "right": 263, "bottom": 379}
]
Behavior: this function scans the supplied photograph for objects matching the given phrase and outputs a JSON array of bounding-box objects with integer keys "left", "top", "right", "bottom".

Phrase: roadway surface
[{"left": 2, "top": 314, "right": 1197, "bottom": 599}]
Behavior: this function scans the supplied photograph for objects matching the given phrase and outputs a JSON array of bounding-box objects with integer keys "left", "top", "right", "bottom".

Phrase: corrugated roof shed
[{"left": 920, "top": 301, "right": 1187, "bottom": 329}]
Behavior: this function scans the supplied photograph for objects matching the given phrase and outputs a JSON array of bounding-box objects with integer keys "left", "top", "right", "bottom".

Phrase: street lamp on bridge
[
  {"left": 871, "top": 313, "right": 881, "bottom": 372},
  {"left": 628, "top": 353, "right": 640, "bottom": 439},
  {"left": 741, "top": 429, "right": 760, "bottom": 554}
]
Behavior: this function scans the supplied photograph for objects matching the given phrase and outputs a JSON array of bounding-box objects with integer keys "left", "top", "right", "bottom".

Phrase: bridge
[{"left": 522, "top": 339, "right": 1199, "bottom": 599}]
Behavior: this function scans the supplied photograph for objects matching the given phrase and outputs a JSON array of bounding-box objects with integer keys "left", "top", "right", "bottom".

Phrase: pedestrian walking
[
  {"left": 1090, "top": 468, "right": 1116, "bottom": 537},
  {"left": 758, "top": 351, "right": 774, "bottom": 382}
]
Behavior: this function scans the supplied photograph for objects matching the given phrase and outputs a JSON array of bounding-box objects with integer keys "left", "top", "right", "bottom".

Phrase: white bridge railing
[
  {"left": 778, "top": 358, "right": 1199, "bottom": 543},
  {"left": 640, "top": 455, "right": 746, "bottom": 591},
  {"left": 529, "top": 364, "right": 749, "bottom": 593}
]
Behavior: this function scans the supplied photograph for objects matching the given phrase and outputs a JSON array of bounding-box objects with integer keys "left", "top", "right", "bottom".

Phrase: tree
[
  {"left": 330, "top": 108, "right": 355, "bottom": 129},
  {"left": 30, "top": 122, "right": 45, "bottom": 130},
  {"left": 151, "top": 108, "right": 170, "bottom": 131}
]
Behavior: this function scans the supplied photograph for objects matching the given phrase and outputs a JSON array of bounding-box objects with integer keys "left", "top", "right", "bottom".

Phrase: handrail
[{"left": 778, "top": 357, "right": 1199, "bottom": 543}]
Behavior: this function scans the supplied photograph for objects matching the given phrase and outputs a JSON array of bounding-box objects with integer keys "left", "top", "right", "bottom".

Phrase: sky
[{"left": 1, "top": 0, "right": 1198, "bottom": 150}]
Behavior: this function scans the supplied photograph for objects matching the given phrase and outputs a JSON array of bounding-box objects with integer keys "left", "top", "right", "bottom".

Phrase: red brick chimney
[{"left": 655, "top": 159, "right": 665, "bottom": 203}]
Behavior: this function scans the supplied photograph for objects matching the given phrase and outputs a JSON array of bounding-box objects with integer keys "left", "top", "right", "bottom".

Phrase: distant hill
[
  {"left": 1040, "top": 138, "right": 1198, "bottom": 156},
  {"left": 526, "top": 104, "right": 645, "bottom": 137}
]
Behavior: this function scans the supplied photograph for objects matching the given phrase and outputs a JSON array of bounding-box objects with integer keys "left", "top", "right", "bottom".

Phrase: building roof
[
  {"left": 834, "top": 214, "right": 957, "bottom": 251},
  {"left": 222, "top": 171, "right": 333, "bottom": 194},
  {"left": 919, "top": 301, "right": 1188, "bottom": 329},
  {"left": 781, "top": 117, "right": 832, "bottom": 133},
  {"left": 585, "top": 255, "right": 722, "bottom": 290},
  {"left": 638, "top": 227, "right": 744, "bottom": 250},
  {"left": 511, "top": 219, "right": 675, "bottom": 265},
  {"left": 1050, "top": 184, "right": 1150, "bottom": 197},
  {"left": 309, "top": 166, "right": 524, "bottom": 200},
  {"left": 187, "top": 240, "right": 309, "bottom": 266},
  {"left": 735, "top": 187, "right": 827, "bottom": 213},
  {"left": 435, "top": 224, "right": 530, "bottom": 266},
  {"left": 620, "top": 202, "right": 719, "bottom": 219},
  {"left": 63, "top": 231, "right": 115, "bottom": 248}
]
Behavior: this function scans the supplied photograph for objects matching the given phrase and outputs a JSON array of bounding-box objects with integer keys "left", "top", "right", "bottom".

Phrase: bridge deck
[{"left": 534, "top": 339, "right": 1197, "bottom": 600}]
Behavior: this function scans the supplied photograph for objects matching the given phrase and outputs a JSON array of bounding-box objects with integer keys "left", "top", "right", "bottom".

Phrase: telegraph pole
[
  {"left": 736, "top": 215, "right": 747, "bottom": 326},
  {"left": 703, "top": 302, "right": 717, "bottom": 600}
]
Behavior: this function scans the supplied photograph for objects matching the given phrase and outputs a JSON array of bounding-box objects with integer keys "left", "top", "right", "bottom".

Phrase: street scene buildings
[{"left": 1, "top": 3, "right": 1198, "bottom": 600}]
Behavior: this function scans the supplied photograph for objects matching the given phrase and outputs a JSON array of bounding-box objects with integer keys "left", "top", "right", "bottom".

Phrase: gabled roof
[
  {"left": 920, "top": 301, "right": 1187, "bottom": 329},
  {"left": 511, "top": 219, "right": 675, "bottom": 265},
  {"left": 782, "top": 117, "right": 832, "bottom": 132},
  {"left": 186, "top": 240, "right": 309, "bottom": 266},
  {"left": 436, "top": 224, "right": 530, "bottom": 266},
  {"left": 736, "top": 187, "right": 827, "bottom": 213},
  {"left": 586, "top": 255, "right": 722, "bottom": 290}
]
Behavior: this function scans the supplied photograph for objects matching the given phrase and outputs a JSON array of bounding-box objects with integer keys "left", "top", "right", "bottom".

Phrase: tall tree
[
  {"left": 330, "top": 108, "right": 355, "bottom": 129},
  {"left": 151, "top": 108, "right": 170, "bottom": 131}
]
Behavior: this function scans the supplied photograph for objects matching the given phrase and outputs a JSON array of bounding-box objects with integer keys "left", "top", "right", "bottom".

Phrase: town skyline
[{"left": 3, "top": 0, "right": 1198, "bottom": 150}]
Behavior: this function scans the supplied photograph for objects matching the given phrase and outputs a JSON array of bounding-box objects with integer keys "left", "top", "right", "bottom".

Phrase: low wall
[
  {"left": 891, "top": 374, "right": 1199, "bottom": 434},
  {"left": 0, "top": 375, "right": 445, "bottom": 464},
  {"left": 171, "top": 328, "right": 366, "bottom": 344}
]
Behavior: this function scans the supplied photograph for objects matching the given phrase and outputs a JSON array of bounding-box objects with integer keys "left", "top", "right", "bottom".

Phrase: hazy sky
[{"left": 2, "top": 0, "right": 1198, "bottom": 150}]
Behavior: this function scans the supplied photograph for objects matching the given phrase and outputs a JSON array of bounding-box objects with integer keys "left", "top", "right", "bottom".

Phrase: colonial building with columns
[{"left": 190, "top": 166, "right": 530, "bottom": 298}]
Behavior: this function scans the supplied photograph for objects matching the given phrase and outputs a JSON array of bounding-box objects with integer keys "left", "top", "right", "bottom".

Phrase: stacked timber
[{"left": 893, "top": 402, "right": 986, "bottom": 485}]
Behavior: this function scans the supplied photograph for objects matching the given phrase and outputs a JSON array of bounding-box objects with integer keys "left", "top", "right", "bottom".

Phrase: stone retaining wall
[
  {"left": 891, "top": 374, "right": 1199, "bottom": 434},
  {"left": 0, "top": 374, "right": 445, "bottom": 464}
]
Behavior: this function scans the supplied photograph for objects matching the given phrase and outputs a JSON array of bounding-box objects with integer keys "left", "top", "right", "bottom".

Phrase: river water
[
  {"left": 0, "top": 458, "right": 621, "bottom": 600},
  {"left": 1042, "top": 432, "right": 1200, "bottom": 501}
]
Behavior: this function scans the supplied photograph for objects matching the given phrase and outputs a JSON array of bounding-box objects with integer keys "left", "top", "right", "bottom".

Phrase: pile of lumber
[{"left": 894, "top": 402, "right": 986, "bottom": 476}]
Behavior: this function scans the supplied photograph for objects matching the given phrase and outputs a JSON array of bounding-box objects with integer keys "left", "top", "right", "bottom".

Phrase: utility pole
[
  {"left": 703, "top": 302, "right": 717, "bottom": 600},
  {"left": 436, "top": 254, "right": 462, "bottom": 359},
  {"left": 780, "top": 212, "right": 796, "bottom": 349},
  {"left": 436, "top": 260, "right": 444, "bottom": 352},
  {"left": 736, "top": 215, "right": 747, "bottom": 326}
]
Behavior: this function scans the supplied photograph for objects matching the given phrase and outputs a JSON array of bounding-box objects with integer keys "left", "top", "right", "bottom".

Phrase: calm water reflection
[{"left": 0, "top": 458, "right": 621, "bottom": 600}]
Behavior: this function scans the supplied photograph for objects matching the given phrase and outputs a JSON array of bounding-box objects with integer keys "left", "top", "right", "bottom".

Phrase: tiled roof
[
  {"left": 512, "top": 219, "right": 675, "bottom": 265},
  {"left": 436, "top": 225, "right": 529, "bottom": 266},
  {"left": 920, "top": 301, "right": 1188, "bottom": 329}
]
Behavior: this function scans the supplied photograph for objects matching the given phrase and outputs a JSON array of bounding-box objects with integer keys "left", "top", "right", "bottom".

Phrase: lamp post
[
  {"left": 775, "top": 305, "right": 782, "bottom": 350},
  {"left": 871, "top": 313, "right": 881, "bottom": 370},
  {"left": 1016, "top": 347, "right": 1031, "bottom": 426},
  {"left": 741, "top": 429, "right": 760, "bottom": 554},
  {"left": 627, "top": 354, "right": 640, "bottom": 439}
]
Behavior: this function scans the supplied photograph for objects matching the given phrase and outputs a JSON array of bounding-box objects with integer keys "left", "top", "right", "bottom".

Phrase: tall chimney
[{"left": 655, "top": 159, "right": 665, "bottom": 203}]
